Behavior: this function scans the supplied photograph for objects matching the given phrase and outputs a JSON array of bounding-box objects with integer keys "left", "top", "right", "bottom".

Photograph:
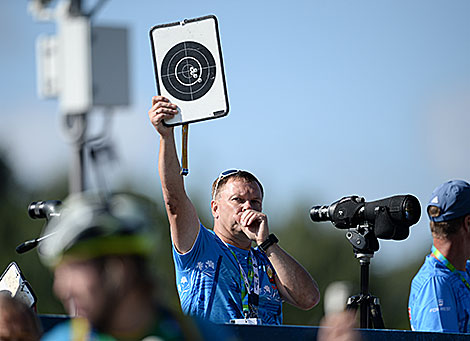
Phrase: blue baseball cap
[{"left": 427, "top": 180, "right": 470, "bottom": 222}]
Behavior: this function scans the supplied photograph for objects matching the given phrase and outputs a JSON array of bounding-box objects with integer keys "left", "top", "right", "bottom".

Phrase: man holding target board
[
  {"left": 149, "top": 96, "right": 320, "bottom": 325},
  {"left": 149, "top": 16, "right": 319, "bottom": 325}
]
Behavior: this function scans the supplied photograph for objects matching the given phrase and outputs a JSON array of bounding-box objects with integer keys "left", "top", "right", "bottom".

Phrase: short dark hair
[
  {"left": 211, "top": 171, "right": 264, "bottom": 200},
  {"left": 0, "top": 293, "right": 42, "bottom": 339},
  {"left": 428, "top": 205, "right": 465, "bottom": 238}
]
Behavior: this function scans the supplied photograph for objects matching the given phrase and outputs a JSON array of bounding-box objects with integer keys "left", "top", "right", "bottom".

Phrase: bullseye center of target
[{"left": 176, "top": 57, "right": 203, "bottom": 86}]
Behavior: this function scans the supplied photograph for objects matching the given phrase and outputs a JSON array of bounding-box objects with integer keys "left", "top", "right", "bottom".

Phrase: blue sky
[{"left": 1, "top": 1, "right": 470, "bottom": 270}]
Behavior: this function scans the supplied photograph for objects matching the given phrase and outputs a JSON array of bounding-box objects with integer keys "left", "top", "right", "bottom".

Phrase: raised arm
[{"left": 148, "top": 96, "right": 200, "bottom": 253}]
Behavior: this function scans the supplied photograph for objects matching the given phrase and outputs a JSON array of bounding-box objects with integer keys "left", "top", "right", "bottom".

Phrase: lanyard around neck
[
  {"left": 432, "top": 245, "right": 470, "bottom": 290},
  {"left": 225, "top": 244, "right": 260, "bottom": 318}
]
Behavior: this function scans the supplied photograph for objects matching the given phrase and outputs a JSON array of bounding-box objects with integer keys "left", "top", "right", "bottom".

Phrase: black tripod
[
  {"left": 310, "top": 194, "right": 421, "bottom": 329},
  {"left": 344, "top": 224, "right": 385, "bottom": 329}
]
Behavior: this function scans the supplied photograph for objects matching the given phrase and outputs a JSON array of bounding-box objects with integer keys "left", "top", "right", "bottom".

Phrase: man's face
[
  {"left": 213, "top": 178, "right": 263, "bottom": 235},
  {"left": 53, "top": 258, "right": 109, "bottom": 326}
]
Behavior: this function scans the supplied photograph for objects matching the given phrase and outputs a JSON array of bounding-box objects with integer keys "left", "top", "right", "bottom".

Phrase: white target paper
[{"left": 150, "top": 15, "right": 229, "bottom": 126}]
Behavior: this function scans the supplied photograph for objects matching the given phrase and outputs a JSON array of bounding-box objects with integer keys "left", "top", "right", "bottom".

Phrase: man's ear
[
  {"left": 211, "top": 200, "right": 219, "bottom": 219},
  {"left": 464, "top": 215, "right": 470, "bottom": 232}
]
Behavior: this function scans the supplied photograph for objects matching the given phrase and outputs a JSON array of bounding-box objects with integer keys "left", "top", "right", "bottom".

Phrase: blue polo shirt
[
  {"left": 173, "top": 224, "right": 283, "bottom": 324},
  {"left": 408, "top": 254, "right": 470, "bottom": 333}
]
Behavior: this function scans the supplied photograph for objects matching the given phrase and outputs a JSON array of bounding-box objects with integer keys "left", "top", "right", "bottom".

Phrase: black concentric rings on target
[{"left": 161, "top": 41, "right": 216, "bottom": 101}]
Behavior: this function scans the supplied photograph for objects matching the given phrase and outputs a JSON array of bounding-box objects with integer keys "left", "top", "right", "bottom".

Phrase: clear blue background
[{"left": 1, "top": 0, "right": 470, "bottom": 270}]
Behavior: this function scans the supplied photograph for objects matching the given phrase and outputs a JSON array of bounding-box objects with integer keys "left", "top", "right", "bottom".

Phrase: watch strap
[{"left": 258, "top": 233, "right": 278, "bottom": 252}]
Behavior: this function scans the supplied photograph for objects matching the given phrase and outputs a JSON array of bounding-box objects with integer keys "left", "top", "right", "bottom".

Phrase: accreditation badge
[{"left": 230, "top": 318, "right": 261, "bottom": 325}]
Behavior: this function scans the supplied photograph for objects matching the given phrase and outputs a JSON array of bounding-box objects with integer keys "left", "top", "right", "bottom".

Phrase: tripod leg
[
  {"left": 346, "top": 295, "right": 369, "bottom": 328},
  {"left": 346, "top": 295, "right": 360, "bottom": 311},
  {"left": 369, "top": 296, "right": 385, "bottom": 329}
]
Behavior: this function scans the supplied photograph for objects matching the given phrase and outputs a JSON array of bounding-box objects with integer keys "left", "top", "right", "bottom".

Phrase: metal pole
[
  {"left": 30, "top": 0, "right": 121, "bottom": 194},
  {"left": 69, "top": 137, "right": 86, "bottom": 193},
  {"left": 59, "top": 0, "right": 90, "bottom": 194},
  {"left": 359, "top": 256, "right": 370, "bottom": 329},
  {"left": 69, "top": 0, "right": 82, "bottom": 16},
  {"left": 64, "top": 113, "right": 87, "bottom": 193}
]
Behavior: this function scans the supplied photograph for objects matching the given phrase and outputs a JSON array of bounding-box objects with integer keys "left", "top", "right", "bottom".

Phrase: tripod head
[{"left": 345, "top": 222, "right": 379, "bottom": 256}]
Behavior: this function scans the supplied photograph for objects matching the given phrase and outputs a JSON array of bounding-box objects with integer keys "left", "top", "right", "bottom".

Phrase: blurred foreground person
[
  {"left": 39, "top": 192, "right": 204, "bottom": 340},
  {"left": 409, "top": 180, "right": 470, "bottom": 333},
  {"left": 317, "top": 311, "right": 360, "bottom": 341},
  {"left": 0, "top": 293, "right": 41, "bottom": 340}
]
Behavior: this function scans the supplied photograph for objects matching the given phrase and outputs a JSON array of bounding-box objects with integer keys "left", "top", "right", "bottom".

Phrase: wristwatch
[{"left": 258, "top": 233, "right": 278, "bottom": 252}]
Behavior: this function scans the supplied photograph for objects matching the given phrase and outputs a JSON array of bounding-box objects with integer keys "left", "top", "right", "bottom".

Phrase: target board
[{"left": 150, "top": 15, "right": 229, "bottom": 126}]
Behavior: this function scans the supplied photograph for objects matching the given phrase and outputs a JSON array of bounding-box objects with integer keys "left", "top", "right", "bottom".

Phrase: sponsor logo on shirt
[{"left": 429, "top": 299, "right": 452, "bottom": 313}]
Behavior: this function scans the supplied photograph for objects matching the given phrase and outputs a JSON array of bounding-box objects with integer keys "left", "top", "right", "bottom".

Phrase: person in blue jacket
[
  {"left": 409, "top": 180, "right": 470, "bottom": 333},
  {"left": 148, "top": 96, "right": 320, "bottom": 325}
]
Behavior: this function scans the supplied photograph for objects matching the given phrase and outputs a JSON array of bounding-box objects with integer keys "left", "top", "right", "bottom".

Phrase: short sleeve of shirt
[
  {"left": 172, "top": 224, "right": 231, "bottom": 321},
  {"left": 172, "top": 223, "right": 204, "bottom": 268},
  {"left": 412, "top": 276, "right": 459, "bottom": 332}
]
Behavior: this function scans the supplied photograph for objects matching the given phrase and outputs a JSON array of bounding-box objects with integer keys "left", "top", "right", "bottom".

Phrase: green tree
[
  {"left": 0, "top": 151, "right": 430, "bottom": 330},
  {"left": 0, "top": 152, "right": 65, "bottom": 314},
  {"left": 0, "top": 152, "right": 182, "bottom": 316}
]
